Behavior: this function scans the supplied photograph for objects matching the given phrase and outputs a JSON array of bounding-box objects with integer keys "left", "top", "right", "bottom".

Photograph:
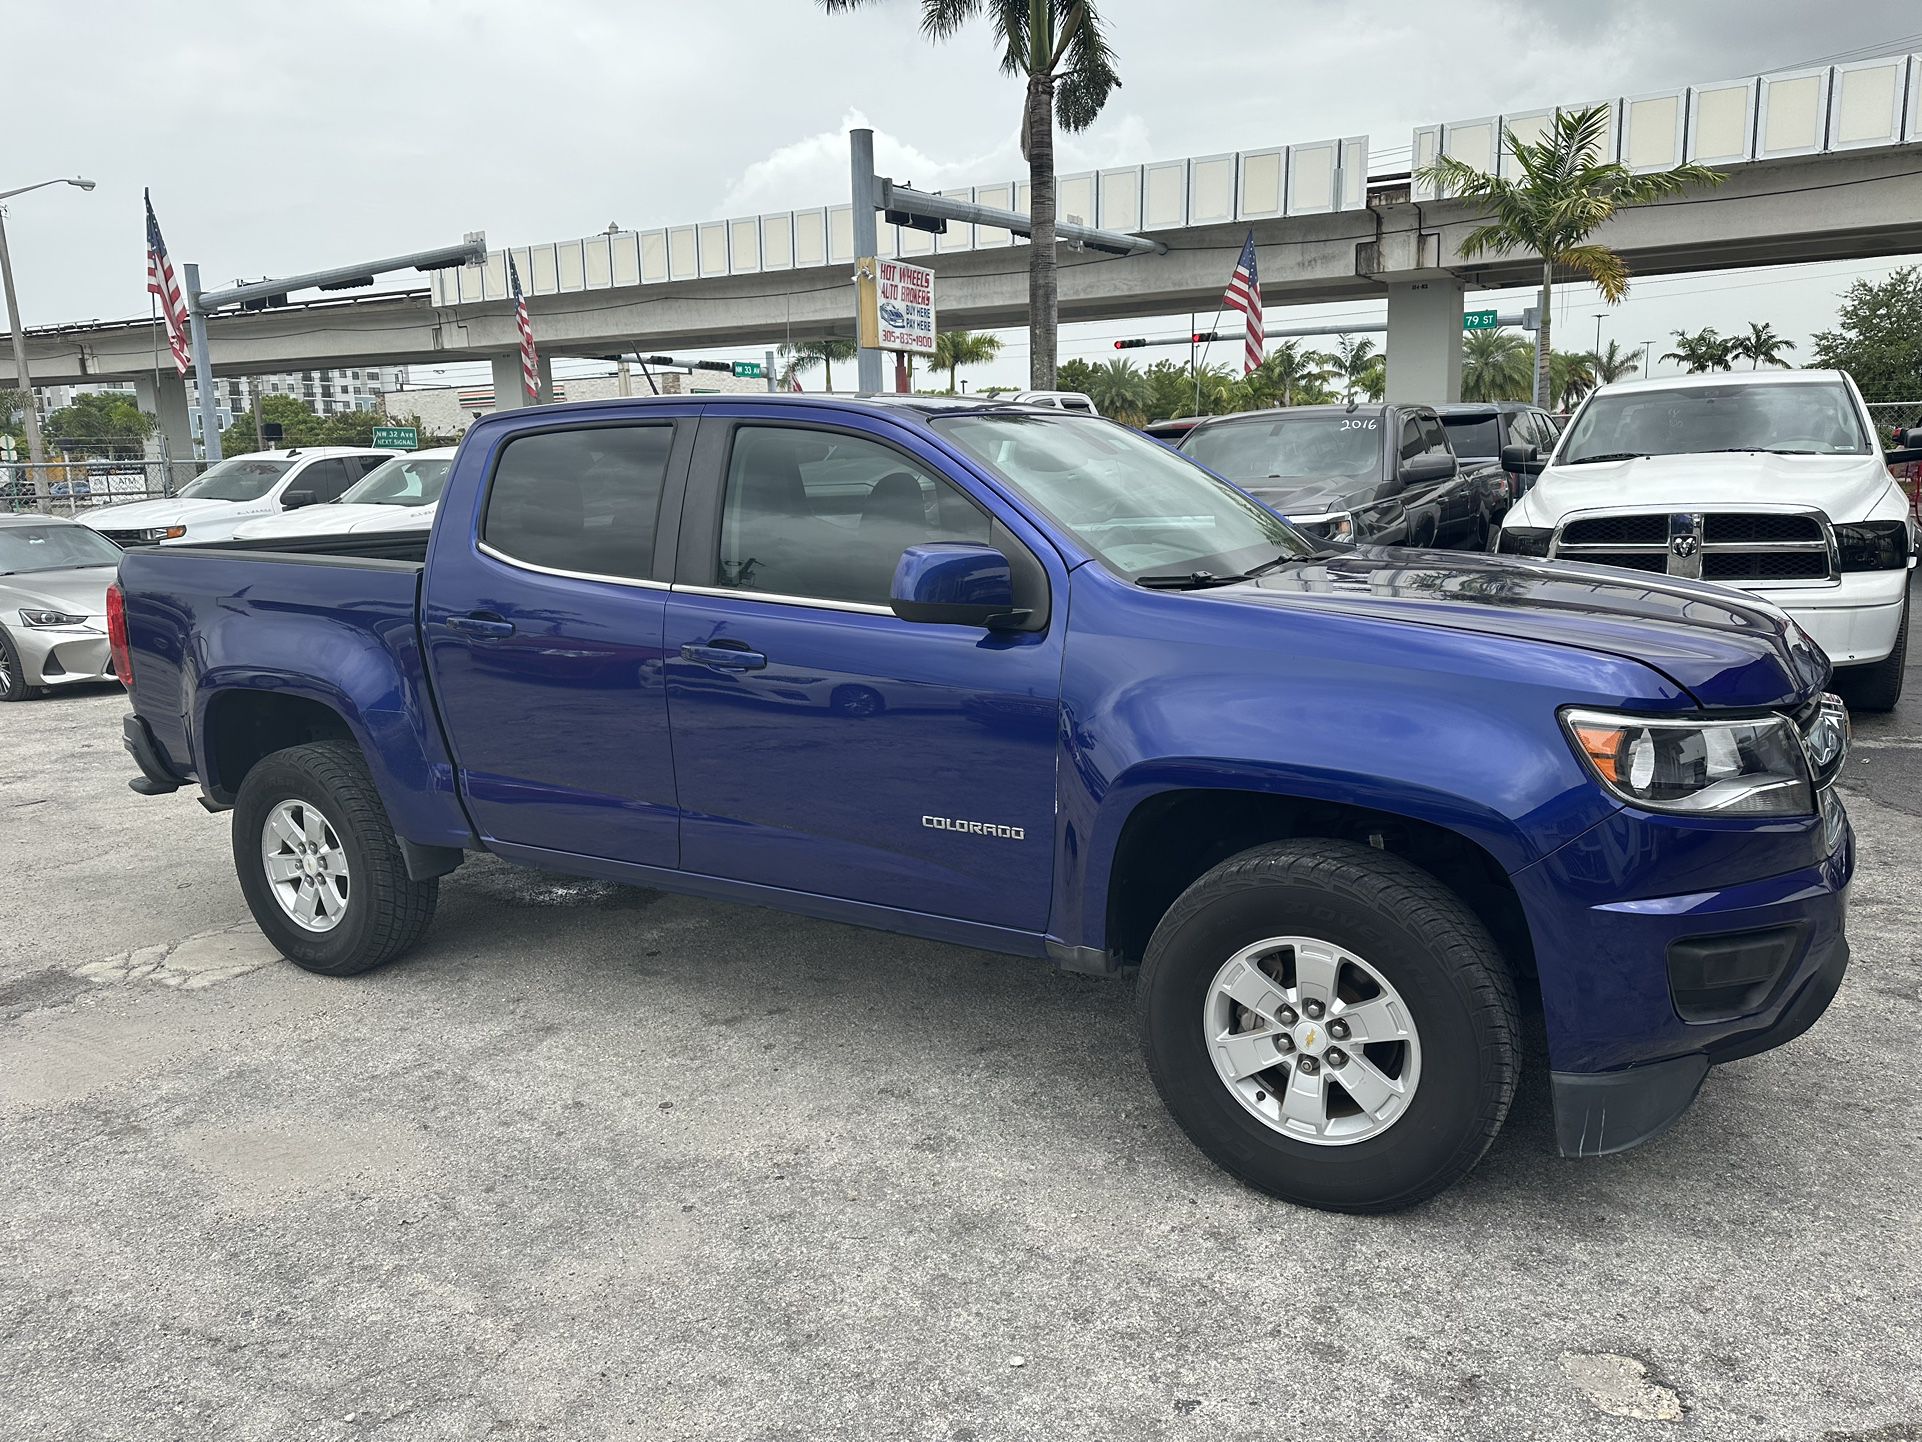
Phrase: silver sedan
[{"left": 0, "top": 514, "right": 122, "bottom": 701}]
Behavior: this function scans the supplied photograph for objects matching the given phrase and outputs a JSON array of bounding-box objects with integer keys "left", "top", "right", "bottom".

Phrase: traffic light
[
  {"left": 1114, "top": 338, "right": 1149, "bottom": 349},
  {"left": 885, "top": 208, "right": 948, "bottom": 235},
  {"left": 1191, "top": 331, "right": 1221, "bottom": 344}
]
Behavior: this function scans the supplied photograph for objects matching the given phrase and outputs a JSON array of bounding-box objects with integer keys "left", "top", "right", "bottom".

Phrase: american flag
[
  {"left": 144, "top": 190, "right": 191, "bottom": 377},
  {"left": 509, "top": 255, "right": 539, "bottom": 402},
  {"left": 1222, "top": 231, "right": 1263, "bottom": 374}
]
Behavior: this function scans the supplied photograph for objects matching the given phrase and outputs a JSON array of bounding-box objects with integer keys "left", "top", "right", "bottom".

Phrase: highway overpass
[{"left": 7, "top": 48, "right": 1921, "bottom": 453}]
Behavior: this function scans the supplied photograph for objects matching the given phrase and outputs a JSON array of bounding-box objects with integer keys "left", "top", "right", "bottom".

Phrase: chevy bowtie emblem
[{"left": 1302, "top": 1027, "right": 1319, "bottom": 1049}]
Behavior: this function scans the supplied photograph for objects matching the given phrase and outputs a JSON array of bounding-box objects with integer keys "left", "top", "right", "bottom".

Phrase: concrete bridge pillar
[
  {"left": 134, "top": 370, "right": 198, "bottom": 487},
  {"left": 490, "top": 353, "right": 555, "bottom": 410},
  {"left": 1384, "top": 278, "right": 1465, "bottom": 405}
]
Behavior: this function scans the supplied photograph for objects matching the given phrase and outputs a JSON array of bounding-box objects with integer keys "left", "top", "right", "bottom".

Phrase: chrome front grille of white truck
[{"left": 1552, "top": 511, "right": 1833, "bottom": 583}]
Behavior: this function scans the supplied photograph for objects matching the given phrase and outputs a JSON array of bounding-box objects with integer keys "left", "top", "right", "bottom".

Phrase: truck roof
[{"left": 471, "top": 394, "right": 1037, "bottom": 428}]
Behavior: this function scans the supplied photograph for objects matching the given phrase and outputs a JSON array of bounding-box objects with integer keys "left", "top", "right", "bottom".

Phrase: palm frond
[
  {"left": 1053, "top": 1, "right": 1119, "bottom": 131},
  {"left": 1557, "top": 243, "right": 1631, "bottom": 302}
]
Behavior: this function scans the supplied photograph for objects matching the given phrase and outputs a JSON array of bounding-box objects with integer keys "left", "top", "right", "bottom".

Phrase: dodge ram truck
[{"left": 111, "top": 395, "right": 1855, "bottom": 1212}]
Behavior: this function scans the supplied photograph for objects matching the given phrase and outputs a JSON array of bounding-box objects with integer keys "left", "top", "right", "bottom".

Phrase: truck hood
[
  {"left": 232, "top": 503, "right": 436, "bottom": 539},
  {"left": 1241, "top": 479, "right": 1373, "bottom": 515},
  {"left": 1521, "top": 451, "right": 1890, "bottom": 525},
  {"left": 78, "top": 496, "right": 260, "bottom": 530},
  {"left": 1204, "top": 547, "right": 1829, "bottom": 709},
  {"left": 0, "top": 564, "right": 115, "bottom": 620}
]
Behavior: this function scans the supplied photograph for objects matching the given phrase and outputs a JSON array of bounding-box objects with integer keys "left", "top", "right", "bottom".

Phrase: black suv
[{"left": 1179, "top": 403, "right": 1484, "bottom": 547}]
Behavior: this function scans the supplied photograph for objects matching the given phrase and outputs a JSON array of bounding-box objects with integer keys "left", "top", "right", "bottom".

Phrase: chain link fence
[
  {"left": 1, "top": 432, "right": 201, "bottom": 515},
  {"left": 1866, "top": 402, "right": 1922, "bottom": 521}
]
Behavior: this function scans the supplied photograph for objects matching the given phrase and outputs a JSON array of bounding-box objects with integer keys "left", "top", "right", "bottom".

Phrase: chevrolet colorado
[{"left": 111, "top": 396, "right": 1853, "bottom": 1211}]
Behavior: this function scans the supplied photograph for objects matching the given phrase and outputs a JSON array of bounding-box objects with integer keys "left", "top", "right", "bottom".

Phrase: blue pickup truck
[{"left": 110, "top": 396, "right": 1854, "bottom": 1212}]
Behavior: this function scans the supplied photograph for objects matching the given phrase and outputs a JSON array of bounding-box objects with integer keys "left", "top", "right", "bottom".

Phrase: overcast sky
[{"left": 8, "top": 0, "right": 1922, "bottom": 392}]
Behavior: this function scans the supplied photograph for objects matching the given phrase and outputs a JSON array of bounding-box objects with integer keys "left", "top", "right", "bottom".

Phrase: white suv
[
  {"left": 80, "top": 447, "right": 394, "bottom": 548},
  {"left": 1495, "top": 370, "right": 1916, "bottom": 710}
]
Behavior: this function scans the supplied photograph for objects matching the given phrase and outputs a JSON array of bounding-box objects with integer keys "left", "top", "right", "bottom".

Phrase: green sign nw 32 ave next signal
[
  {"left": 371, "top": 426, "right": 419, "bottom": 451},
  {"left": 1462, "top": 309, "right": 1499, "bottom": 331}
]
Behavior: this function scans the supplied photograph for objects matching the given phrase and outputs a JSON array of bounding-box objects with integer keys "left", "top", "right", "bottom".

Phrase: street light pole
[{"left": 0, "top": 177, "right": 95, "bottom": 478}]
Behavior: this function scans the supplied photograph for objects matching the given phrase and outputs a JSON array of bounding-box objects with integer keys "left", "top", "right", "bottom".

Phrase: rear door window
[
  {"left": 482, "top": 425, "right": 674, "bottom": 580},
  {"left": 297, "top": 459, "right": 357, "bottom": 503}
]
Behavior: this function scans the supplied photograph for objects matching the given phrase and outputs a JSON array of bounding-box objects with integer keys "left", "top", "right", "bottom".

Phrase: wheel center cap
[{"left": 1293, "top": 1021, "right": 1326, "bottom": 1055}]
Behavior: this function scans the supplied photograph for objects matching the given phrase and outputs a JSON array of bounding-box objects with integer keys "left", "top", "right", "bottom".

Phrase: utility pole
[
  {"left": 849, "top": 128, "right": 884, "bottom": 395},
  {"left": 184, "top": 263, "right": 221, "bottom": 462},
  {"left": 0, "top": 176, "right": 95, "bottom": 486},
  {"left": 765, "top": 349, "right": 777, "bottom": 393},
  {"left": 1592, "top": 314, "right": 1605, "bottom": 355},
  {"left": 1641, "top": 340, "right": 1656, "bottom": 379}
]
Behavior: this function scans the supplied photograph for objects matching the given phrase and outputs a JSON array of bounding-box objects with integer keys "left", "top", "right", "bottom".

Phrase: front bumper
[
  {"left": 1515, "top": 792, "right": 1853, "bottom": 1158},
  {"left": 12, "top": 624, "right": 114, "bottom": 687},
  {"left": 1771, "top": 566, "right": 1910, "bottom": 666}
]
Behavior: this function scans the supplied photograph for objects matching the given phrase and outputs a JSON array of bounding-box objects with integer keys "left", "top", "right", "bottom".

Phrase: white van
[{"left": 1495, "top": 370, "right": 1916, "bottom": 709}]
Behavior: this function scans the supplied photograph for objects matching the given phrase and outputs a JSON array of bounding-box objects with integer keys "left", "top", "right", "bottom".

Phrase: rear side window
[
  {"left": 483, "top": 425, "right": 673, "bottom": 580},
  {"left": 1440, "top": 414, "right": 1501, "bottom": 457}
]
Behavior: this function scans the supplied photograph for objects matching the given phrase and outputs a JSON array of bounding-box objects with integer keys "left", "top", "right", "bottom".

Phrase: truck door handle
[
  {"left": 681, "top": 642, "right": 766, "bottom": 670},
  {"left": 447, "top": 612, "right": 516, "bottom": 638}
]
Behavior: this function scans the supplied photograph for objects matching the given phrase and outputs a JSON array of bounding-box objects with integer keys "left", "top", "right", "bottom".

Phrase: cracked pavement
[{"left": 3, "top": 598, "right": 1920, "bottom": 1440}]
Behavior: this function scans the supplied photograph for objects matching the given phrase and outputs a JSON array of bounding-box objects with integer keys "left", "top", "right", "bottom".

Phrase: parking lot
[{"left": 3, "top": 639, "right": 1919, "bottom": 1441}]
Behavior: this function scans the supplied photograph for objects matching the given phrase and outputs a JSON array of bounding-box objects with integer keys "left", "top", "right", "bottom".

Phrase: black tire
[
  {"left": 232, "top": 741, "right": 438, "bottom": 976},
  {"left": 1833, "top": 589, "right": 1907, "bottom": 713},
  {"left": 1468, "top": 508, "right": 1492, "bottom": 553},
  {"left": 0, "top": 627, "right": 34, "bottom": 702},
  {"left": 1137, "top": 839, "right": 1520, "bottom": 1213}
]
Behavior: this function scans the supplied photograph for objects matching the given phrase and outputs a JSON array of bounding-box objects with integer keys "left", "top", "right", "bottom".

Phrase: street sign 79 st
[
  {"left": 1463, "top": 309, "right": 1499, "bottom": 331},
  {"left": 858, "top": 257, "right": 936, "bottom": 355}
]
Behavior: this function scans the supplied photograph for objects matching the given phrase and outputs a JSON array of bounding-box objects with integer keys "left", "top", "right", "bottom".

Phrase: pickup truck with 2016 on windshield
[{"left": 111, "top": 395, "right": 1854, "bottom": 1212}]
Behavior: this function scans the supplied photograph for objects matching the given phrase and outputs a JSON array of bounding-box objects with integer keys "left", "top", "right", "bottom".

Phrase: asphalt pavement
[{"left": 3, "top": 626, "right": 1920, "bottom": 1441}]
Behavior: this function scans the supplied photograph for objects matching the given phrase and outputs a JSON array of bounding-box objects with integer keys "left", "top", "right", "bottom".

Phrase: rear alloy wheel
[
  {"left": 1138, "top": 839, "right": 1520, "bottom": 1212},
  {"left": 233, "top": 741, "right": 438, "bottom": 976}
]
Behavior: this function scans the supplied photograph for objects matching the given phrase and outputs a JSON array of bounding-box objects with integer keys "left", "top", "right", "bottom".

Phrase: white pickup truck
[
  {"left": 1495, "top": 370, "right": 1918, "bottom": 710},
  {"left": 79, "top": 447, "right": 393, "bottom": 548}
]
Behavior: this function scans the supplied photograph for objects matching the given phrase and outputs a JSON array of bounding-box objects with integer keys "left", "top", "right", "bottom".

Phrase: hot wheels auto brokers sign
[{"left": 866, "top": 258, "right": 936, "bottom": 355}]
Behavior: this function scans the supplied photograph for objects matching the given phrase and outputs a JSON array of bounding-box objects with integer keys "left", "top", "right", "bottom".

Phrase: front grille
[
  {"left": 97, "top": 529, "right": 156, "bottom": 547},
  {"left": 1704, "top": 551, "right": 1831, "bottom": 581},
  {"left": 1554, "top": 510, "right": 1832, "bottom": 584},
  {"left": 1561, "top": 515, "right": 1666, "bottom": 547},
  {"left": 1704, "top": 513, "right": 1824, "bottom": 545}
]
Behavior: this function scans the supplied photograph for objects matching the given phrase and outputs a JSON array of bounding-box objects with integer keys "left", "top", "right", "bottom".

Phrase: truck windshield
[
  {"left": 931, "top": 412, "right": 1314, "bottom": 580},
  {"left": 1561, "top": 382, "right": 1869, "bottom": 464},
  {"left": 340, "top": 456, "right": 452, "bottom": 507},
  {"left": 1180, "top": 414, "right": 1384, "bottom": 483},
  {"left": 176, "top": 457, "right": 293, "bottom": 502},
  {"left": 0, "top": 523, "right": 123, "bottom": 574}
]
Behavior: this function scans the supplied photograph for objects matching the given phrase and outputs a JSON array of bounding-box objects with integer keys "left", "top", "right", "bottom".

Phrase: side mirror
[
  {"left": 282, "top": 490, "right": 318, "bottom": 510},
  {"left": 1401, "top": 453, "right": 1455, "bottom": 483},
  {"left": 890, "top": 543, "right": 1026, "bottom": 629},
  {"left": 1500, "top": 444, "right": 1545, "bottom": 475},
  {"left": 1889, "top": 427, "right": 1922, "bottom": 465}
]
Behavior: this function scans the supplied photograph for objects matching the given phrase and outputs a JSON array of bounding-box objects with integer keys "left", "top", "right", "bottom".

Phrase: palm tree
[
  {"left": 1416, "top": 106, "right": 1721, "bottom": 408},
  {"left": 1550, "top": 350, "right": 1597, "bottom": 410},
  {"left": 1662, "top": 328, "right": 1735, "bottom": 374},
  {"left": 1461, "top": 328, "right": 1533, "bottom": 401},
  {"left": 1246, "top": 341, "right": 1334, "bottom": 408},
  {"left": 1731, "top": 321, "right": 1796, "bottom": 370},
  {"left": 1328, "top": 335, "right": 1381, "bottom": 403},
  {"left": 927, "top": 330, "right": 1004, "bottom": 392},
  {"left": 1584, "top": 339, "right": 1644, "bottom": 386},
  {"left": 821, "top": 0, "right": 1119, "bottom": 390},
  {"left": 1085, "top": 357, "right": 1151, "bottom": 422},
  {"left": 780, "top": 338, "right": 859, "bottom": 391}
]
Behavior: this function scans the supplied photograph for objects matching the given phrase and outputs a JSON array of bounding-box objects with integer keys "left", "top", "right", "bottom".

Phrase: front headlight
[
  {"left": 142, "top": 526, "right": 187, "bottom": 541},
  {"left": 1561, "top": 707, "right": 1814, "bottom": 817},
  {"left": 1497, "top": 526, "right": 1554, "bottom": 557},
  {"left": 19, "top": 608, "right": 90, "bottom": 628},
  {"left": 1286, "top": 510, "right": 1355, "bottom": 541}
]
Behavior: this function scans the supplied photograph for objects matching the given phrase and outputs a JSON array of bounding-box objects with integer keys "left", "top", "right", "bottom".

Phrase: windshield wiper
[
  {"left": 1135, "top": 570, "right": 1253, "bottom": 590},
  {"left": 1711, "top": 447, "right": 1819, "bottom": 455},
  {"left": 1246, "top": 547, "right": 1341, "bottom": 575},
  {"left": 1563, "top": 451, "right": 1648, "bottom": 465}
]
